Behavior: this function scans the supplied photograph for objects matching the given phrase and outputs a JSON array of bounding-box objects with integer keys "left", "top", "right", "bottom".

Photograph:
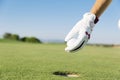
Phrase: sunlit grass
[{"left": 0, "top": 42, "right": 120, "bottom": 80}]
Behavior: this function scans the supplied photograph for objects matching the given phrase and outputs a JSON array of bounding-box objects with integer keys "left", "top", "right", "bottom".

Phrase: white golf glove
[{"left": 65, "top": 12, "right": 99, "bottom": 52}]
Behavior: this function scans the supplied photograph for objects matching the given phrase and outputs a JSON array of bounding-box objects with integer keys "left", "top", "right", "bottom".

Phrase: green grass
[{"left": 0, "top": 42, "right": 120, "bottom": 80}]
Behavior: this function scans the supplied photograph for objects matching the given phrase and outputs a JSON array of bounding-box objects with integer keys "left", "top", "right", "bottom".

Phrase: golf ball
[{"left": 118, "top": 19, "right": 120, "bottom": 29}]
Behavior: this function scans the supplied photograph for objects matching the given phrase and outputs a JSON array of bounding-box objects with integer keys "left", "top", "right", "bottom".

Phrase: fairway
[{"left": 0, "top": 42, "right": 120, "bottom": 80}]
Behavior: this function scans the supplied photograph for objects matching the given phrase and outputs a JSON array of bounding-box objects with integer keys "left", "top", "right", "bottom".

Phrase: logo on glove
[{"left": 85, "top": 32, "right": 90, "bottom": 39}]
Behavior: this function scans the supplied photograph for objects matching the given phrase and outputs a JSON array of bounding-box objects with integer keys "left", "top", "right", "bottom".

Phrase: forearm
[{"left": 91, "top": 0, "right": 112, "bottom": 18}]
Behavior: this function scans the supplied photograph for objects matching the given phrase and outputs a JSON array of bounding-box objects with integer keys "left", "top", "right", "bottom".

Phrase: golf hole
[{"left": 53, "top": 71, "right": 79, "bottom": 78}]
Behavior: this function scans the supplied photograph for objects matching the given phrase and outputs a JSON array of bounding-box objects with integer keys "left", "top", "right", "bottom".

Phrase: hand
[{"left": 65, "top": 12, "right": 98, "bottom": 52}]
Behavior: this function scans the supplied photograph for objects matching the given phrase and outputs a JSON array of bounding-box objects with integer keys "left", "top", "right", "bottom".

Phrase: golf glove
[{"left": 65, "top": 12, "right": 99, "bottom": 52}]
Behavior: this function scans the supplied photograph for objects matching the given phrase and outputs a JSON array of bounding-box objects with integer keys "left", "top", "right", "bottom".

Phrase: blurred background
[
  {"left": 0, "top": 0, "right": 120, "bottom": 44},
  {"left": 0, "top": 1, "right": 120, "bottom": 79}
]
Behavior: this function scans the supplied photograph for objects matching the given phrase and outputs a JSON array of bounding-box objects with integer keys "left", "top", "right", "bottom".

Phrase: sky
[{"left": 0, "top": 0, "right": 120, "bottom": 44}]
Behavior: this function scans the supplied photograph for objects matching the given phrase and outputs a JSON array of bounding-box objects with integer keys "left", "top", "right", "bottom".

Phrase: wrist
[{"left": 94, "top": 16, "right": 99, "bottom": 24}]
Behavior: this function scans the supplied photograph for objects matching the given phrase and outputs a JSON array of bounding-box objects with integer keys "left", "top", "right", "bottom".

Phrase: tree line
[{"left": 3, "top": 33, "right": 42, "bottom": 43}]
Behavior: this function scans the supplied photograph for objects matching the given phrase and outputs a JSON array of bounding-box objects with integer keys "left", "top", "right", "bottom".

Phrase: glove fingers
[
  {"left": 65, "top": 34, "right": 87, "bottom": 52},
  {"left": 65, "top": 21, "right": 82, "bottom": 42},
  {"left": 65, "top": 28, "right": 78, "bottom": 42},
  {"left": 65, "top": 40, "right": 86, "bottom": 52}
]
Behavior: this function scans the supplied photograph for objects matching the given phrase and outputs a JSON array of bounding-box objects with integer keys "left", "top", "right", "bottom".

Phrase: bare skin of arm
[{"left": 91, "top": 0, "right": 112, "bottom": 18}]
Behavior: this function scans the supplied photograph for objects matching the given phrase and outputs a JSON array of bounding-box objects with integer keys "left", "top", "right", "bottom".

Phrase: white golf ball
[
  {"left": 67, "top": 38, "right": 76, "bottom": 46},
  {"left": 118, "top": 19, "right": 120, "bottom": 29}
]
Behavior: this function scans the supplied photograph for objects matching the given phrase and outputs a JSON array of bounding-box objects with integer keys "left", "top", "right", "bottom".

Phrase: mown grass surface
[{"left": 0, "top": 42, "right": 120, "bottom": 80}]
